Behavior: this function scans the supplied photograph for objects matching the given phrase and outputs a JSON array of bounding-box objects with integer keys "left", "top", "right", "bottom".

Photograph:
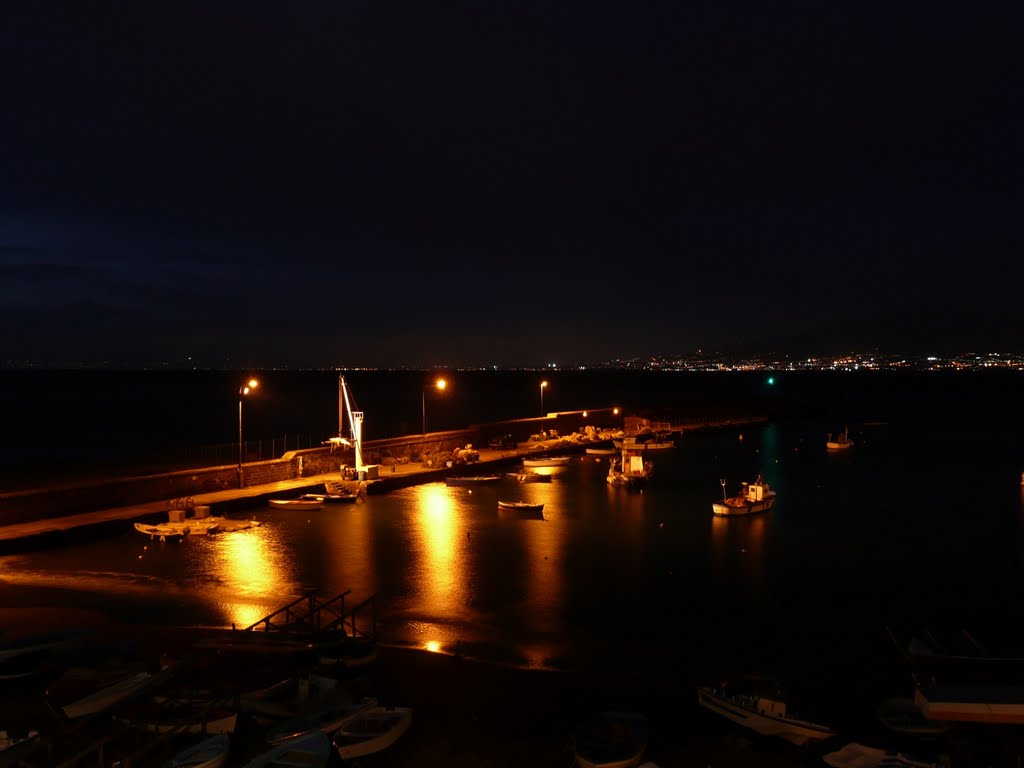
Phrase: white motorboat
[
  {"left": 712, "top": 476, "right": 776, "bottom": 516},
  {"left": 697, "top": 684, "right": 836, "bottom": 746},
  {"left": 333, "top": 705, "right": 413, "bottom": 760},
  {"left": 163, "top": 733, "right": 231, "bottom": 768}
]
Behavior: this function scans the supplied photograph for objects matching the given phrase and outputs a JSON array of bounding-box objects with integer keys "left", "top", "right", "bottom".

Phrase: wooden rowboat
[{"left": 333, "top": 705, "right": 413, "bottom": 760}]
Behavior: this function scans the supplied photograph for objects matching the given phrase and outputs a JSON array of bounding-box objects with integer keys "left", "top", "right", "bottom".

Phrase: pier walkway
[{"left": 0, "top": 416, "right": 767, "bottom": 552}]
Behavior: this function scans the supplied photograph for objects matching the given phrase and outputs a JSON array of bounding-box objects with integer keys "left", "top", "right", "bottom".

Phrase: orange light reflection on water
[
  {"left": 408, "top": 485, "right": 468, "bottom": 628},
  {"left": 209, "top": 527, "right": 295, "bottom": 628}
]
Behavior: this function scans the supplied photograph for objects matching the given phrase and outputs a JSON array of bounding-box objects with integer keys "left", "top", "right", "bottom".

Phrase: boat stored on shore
[
  {"left": 697, "top": 684, "right": 837, "bottom": 746},
  {"left": 712, "top": 476, "right": 776, "bottom": 516}
]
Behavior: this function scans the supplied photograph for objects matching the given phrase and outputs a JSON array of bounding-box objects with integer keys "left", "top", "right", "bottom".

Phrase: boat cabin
[{"left": 756, "top": 697, "right": 788, "bottom": 718}]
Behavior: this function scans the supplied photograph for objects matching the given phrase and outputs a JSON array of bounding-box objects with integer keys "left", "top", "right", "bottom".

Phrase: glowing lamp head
[{"left": 435, "top": 377, "right": 447, "bottom": 392}]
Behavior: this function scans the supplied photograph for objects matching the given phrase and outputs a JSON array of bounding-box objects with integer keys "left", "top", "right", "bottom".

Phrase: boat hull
[
  {"left": 712, "top": 495, "right": 776, "bottom": 516},
  {"left": 268, "top": 499, "right": 323, "bottom": 510},
  {"left": 333, "top": 706, "right": 413, "bottom": 760},
  {"left": 697, "top": 687, "right": 835, "bottom": 746},
  {"left": 522, "top": 457, "right": 571, "bottom": 467}
]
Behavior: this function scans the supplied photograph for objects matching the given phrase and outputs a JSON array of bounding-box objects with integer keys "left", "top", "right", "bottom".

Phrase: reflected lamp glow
[{"left": 539, "top": 380, "right": 548, "bottom": 416}]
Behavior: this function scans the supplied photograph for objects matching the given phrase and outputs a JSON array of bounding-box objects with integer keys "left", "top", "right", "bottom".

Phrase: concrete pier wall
[{"left": 0, "top": 407, "right": 756, "bottom": 525}]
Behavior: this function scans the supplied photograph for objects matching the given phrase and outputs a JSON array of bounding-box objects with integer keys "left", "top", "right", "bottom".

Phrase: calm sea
[{"left": 1, "top": 369, "right": 1024, "bottom": 746}]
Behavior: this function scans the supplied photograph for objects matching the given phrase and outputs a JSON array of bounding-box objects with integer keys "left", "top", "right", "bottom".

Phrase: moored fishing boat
[
  {"left": 697, "top": 683, "right": 836, "bottom": 746},
  {"left": 607, "top": 444, "right": 652, "bottom": 489},
  {"left": 712, "top": 476, "right": 776, "bottom": 516}
]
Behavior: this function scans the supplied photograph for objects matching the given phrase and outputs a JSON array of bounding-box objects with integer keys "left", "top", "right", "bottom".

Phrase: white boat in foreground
[
  {"left": 697, "top": 685, "right": 836, "bottom": 746},
  {"left": 243, "top": 730, "right": 331, "bottom": 768},
  {"left": 573, "top": 711, "right": 648, "bottom": 768},
  {"left": 333, "top": 705, "right": 413, "bottom": 760},
  {"left": 163, "top": 733, "right": 231, "bottom": 768},
  {"left": 265, "top": 696, "right": 377, "bottom": 745},
  {"left": 712, "top": 476, "right": 776, "bottom": 516},
  {"left": 63, "top": 671, "right": 154, "bottom": 719}
]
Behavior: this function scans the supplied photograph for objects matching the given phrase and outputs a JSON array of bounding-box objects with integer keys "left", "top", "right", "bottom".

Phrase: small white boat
[
  {"left": 134, "top": 522, "right": 192, "bottom": 540},
  {"left": 826, "top": 427, "right": 854, "bottom": 451},
  {"left": 497, "top": 500, "right": 544, "bottom": 514},
  {"left": 522, "top": 456, "right": 571, "bottom": 467},
  {"left": 163, "top": 733, "right": 231, "bottom": 768},
  {"left": 712, "top": 477, "right": 777, "bottom": 516},
  {"left": 243, "top": 730, "right": 331, "bottom": 768},
  {"left": 445, "top": 475, "right": 504, "bottom": 486},
  {"left": 333, "top": 705, "right": 413, "bottom": 760},
  {"left": 268, "top": 498, "right": 324, "bottom": 510},
  {"left": 573, "top": 711, "right": 648, "bottom": 768},
  {"left": 63, "top": 671, "right": 154, "bottom": 719},
  {"left": 265, "top": 696, "right": 377, "bottom": 745},
  {"left": 697, "top": 684, "right": 836, "bottom": 746}
]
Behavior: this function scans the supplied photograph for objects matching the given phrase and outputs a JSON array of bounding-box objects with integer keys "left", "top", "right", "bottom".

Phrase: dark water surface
[{"left": 2, "top": 371, "right": 1024, "bottom": 743}]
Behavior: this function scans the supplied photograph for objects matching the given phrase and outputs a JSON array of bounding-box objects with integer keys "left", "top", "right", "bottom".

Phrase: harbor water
[{"left": 1, "top": 370, "right": 1024, "bottom": 750}]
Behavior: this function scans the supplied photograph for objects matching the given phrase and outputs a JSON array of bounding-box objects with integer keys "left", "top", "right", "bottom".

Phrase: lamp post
[
  {"left": 238, "top": 378, "right": 258, "bottom": 487},
  {"left": 539, "top": 380, "right": 548, "bottom": 417},
  {"left": 422, "top": 377, "right": 447, "bottom": 435}
]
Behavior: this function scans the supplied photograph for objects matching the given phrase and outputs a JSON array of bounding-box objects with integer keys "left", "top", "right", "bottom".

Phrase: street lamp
[
  {"left": 422, "top": 377, "right": 447, "bottom": 435},
  {"left": 539, "top": 380, "right": 548, "bottom": 417},
  {"left": 238, "top": 378, "right": 258, "bottom": 487}
]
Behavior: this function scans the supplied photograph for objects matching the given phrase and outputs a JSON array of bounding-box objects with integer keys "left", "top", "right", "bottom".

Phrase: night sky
[{"left": 2, "top": 2, "right": 1020, "bottom": 368}]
